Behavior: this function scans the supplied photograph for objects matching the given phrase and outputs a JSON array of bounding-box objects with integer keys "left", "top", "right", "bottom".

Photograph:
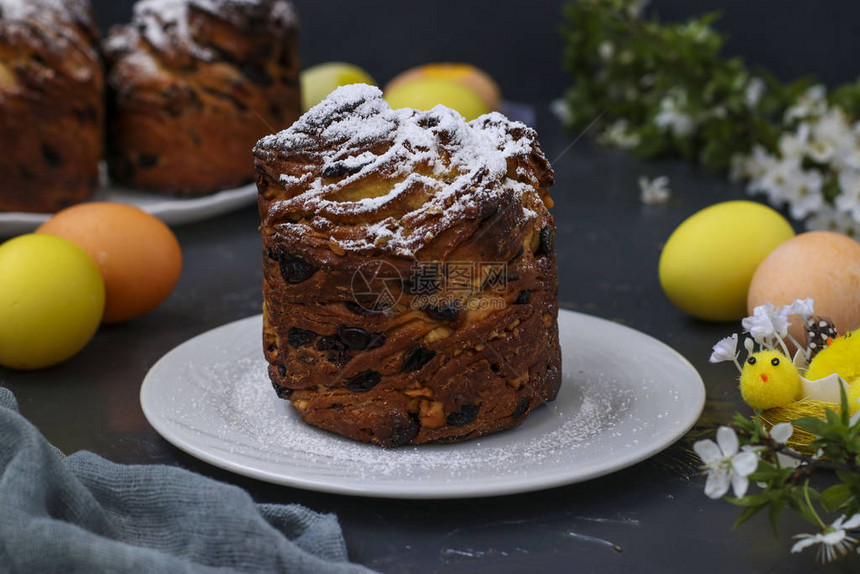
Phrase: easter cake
[
  {"left": 0, "top": 0, "right": 103, "bottom": 212},
  {"left": 254, "top": 84, "right": 561, "bottom": 447},
  {"left": 103, "top": 0, "right": 300, "bottom": 195}
]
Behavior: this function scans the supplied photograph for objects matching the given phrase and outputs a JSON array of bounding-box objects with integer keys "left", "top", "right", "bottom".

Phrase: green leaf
[
  {"left": 732, "top": 413, "right": 757, "bottom": 433},
  {"left": 767, "top": 498, "right": 785, "bottom": 537},
  {"left": 793, "top": 417, "right": 829, "bottom": 436},
  {"left": 733, "top": 504, "right": 766, "bottom": 529},
  {"left": 727, "top": 493, "right": 770, "bottom": 507},
  {"left": 840, "top": 382, "right": 851, "bottom": 425},
  {"left": 821, "top": 484, "right": 852, "bottom": 512}
]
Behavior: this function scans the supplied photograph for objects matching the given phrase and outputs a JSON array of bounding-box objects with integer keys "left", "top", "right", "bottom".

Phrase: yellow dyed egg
[
  {"left": 384, "top": 77, "right": 490, "bottom": 121},
  {"left": 385, "top": 63, "right": 501, "bottom": 111},
  {"left": 659, "top": 201, "right": 795, "bottom": 321},
  {"left": 0, "top": 234, "right": 105, "bottom": 370},
  {"left": 301, "top": 62, "right": 376, "bottom": 112}
]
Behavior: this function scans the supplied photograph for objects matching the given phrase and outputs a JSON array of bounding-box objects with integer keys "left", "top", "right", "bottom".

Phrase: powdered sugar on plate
[
  {"left": 140, "top": 311, "right": 705, "bottom": 498},
  {"left": 190, "top": 355, "right": 626, "bottom": 479}
]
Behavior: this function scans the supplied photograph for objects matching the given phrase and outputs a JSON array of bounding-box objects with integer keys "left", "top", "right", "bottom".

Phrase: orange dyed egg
[
  {"left": 37, "top": 202, "right": 182, "bottom": 323},
  {"left": 748, "top": 231, "right": 860, "bottom": 341}
]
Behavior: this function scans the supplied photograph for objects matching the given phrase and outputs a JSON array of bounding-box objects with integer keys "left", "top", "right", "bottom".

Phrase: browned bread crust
[
  {"left": 0, "top": 0, "right": 103, "bottom": 213},
  {"left": 255, "top": 85, "right": 561, "bottom": 447},
  {"left": 103, "top": 0, "right": 300, "bottom": 194}
]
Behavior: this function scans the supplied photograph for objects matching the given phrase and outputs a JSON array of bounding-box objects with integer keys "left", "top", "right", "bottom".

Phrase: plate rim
[
  {"left": 0, "top": 182, "right": 257, "bottom": 237},
  {"left": 140, "top": 309, "right": 705, "bottom": 499}
]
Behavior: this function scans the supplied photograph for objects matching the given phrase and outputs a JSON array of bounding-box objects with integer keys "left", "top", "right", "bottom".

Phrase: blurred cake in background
[
  {"left": 103, "top": 0, "right": 300, "bottom": 195},
  {"left": 0, "top": 0, "right": 103, "bottom": 213}
]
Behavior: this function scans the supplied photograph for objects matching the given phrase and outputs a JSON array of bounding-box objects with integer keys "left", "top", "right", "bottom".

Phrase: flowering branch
[
  {"left": 732, "top": 422, "right": 860, "bottom": 475},
  {"left": 561, "top": 0, "right": 860, "bottom": 236},
  {"left": 695, "top": 385, "right": 860, "bottom": 563},
  {"left": 697, "top": 298, "right": 860, "bottom": 562}
]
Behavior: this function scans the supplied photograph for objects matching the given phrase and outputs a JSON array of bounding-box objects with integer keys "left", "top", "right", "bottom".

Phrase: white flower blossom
[
  {"left": 836, "top": 169, "right": 860, "bottom": 223},
  {"left": 808, "top": 108, "right": 854, "bottom": 164},
  {"left": 732, "top": 145, "right": 776, "bottom": 184},
  {"left": 748, "top": 156, "right": 801, "bottom": 209},
  {"left": 786, "top": 298, "right": 815, "bottom": 321},
  {"left": 654, "top": 91, "right": 695, "bottom": 138},
  {"left": 745, "top": 77, "right": 765, "bottom": 109},
  {"left": 834, "top": 128, "right": 860, "bottom": 172},
  {"left": 783, "top": 168, "right": 824, "bottom": 220},
  {"left": 723, "top": 85, "right": 860, "bottom": 238},
  {"left": 777, "top": 123, "right": 810, "bottom": 159},
  {"left": 693, "top": 426, "right": 759, "bottom": 499},
  {"left": 806, "top": 204, "right": 860, "bottom": 238},
  {"left": 743, "top": 303, "right": 788, "bottom": 342},
  {"left": 769, "top": 422, "right": 793, "bottom": 445},
  {"left": 729, "top": 154, "right": 748, "bottom": 184},
  {"left": 599, "top": 119, "right": 641, "bottom": 149},
  {"left": 549, "top": 98, "right": 571, "bottom": 126},
  {"left": 598, "top": 41, "right": 615, "bottom": 62},
  {"left": 680, "top": 20, "right": 712, "bottom": 43},
  {"left": 638, "top": 176, "right": 671, "bottom": 205},
  {"left": 625, "top": 0, "right": 650, "bottom": 18},
  {"left": 784, "top": 85, "right": 827, "bottom": 122},
  {"left": 770, "top": 306, "right": 791, "bottom": 338},
  {"left": 791, "top": 514, "right": 860, "bottom": 563},
  {"left": 709, "top": 334, "right": 738, "bottom": 364},
  {"left": 709, "top": 105, "right": 727, "bottom": 119},
  {"left": 742, "top": 303, "right": 792, "bottom": 356},
  {"left": 710, "top": 333, "right": 743, "bottom": 373}
]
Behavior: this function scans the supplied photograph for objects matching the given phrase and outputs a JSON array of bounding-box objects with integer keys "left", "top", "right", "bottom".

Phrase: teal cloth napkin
[{"left": 0, "top": 387, "right": 376, "bottom": 574}]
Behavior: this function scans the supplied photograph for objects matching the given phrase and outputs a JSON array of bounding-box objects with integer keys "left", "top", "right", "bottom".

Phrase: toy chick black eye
[
  {"left": 747, "top": 356, "right": 756, "bottom": 365},
  {"left": 771, "top": 357, "right": 780, "bottom": 366}
]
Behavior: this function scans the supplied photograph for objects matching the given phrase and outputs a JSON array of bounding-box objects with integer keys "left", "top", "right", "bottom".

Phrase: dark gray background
[
  {"left": 91, "top": 0, "right": 860, "bottom": 102},
  {"left": 7, "top": 1, "right": 860, "bottom": 573}
]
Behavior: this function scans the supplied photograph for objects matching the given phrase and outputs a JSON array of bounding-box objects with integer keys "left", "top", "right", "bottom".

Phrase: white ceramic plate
[
  {"left": 0, "top": 182, "right": 257, "bottom": 237},
  {"left": 140, "top": 309, "right": 705, "bottom": 499}
]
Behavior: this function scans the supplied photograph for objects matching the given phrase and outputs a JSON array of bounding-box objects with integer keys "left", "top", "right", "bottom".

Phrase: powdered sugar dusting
[
  {"left": 127, "top": 0, "right": 296, "bottom": 60},
  {"left": 0, "top": 0, "right": 91, "bottom": 27},
  {"left": 142, "top": 312, "right": 705, "bottom": 497},
  {"left": 174, "top": 355, "right": 626, "bottom": 480},
  {"left": 256, "top": 84, "right": 547, "bottom": 257}
]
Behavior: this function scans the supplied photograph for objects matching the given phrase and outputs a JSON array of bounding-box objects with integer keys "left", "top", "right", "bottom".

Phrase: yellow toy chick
[
  {"left": 713, "top": 301, "right": 860, "bottom": 454},
  {"left": 739, "top": 350, "right": 802, "bottom": 411},
  {"left": 739, "top": 344, "right": 860, "bottom": 416},
  {"left": 805, "top": 329, "right": 860, "bottom": 384}
]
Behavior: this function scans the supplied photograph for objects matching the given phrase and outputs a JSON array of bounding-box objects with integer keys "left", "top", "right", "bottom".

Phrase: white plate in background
[{"left": 0, "top": 182, "right": 257, "bottom": 237}]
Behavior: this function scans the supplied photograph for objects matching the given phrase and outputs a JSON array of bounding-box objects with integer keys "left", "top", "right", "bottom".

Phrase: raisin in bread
[
  {"left": 0, "top": 0, "right": 103, "bottom": 213},
  {"left": 255, "top": 84, "right": 561, "bottom": 447},
  {"left": 103, "top": 0, "right": 300, "bottom": 194}
]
